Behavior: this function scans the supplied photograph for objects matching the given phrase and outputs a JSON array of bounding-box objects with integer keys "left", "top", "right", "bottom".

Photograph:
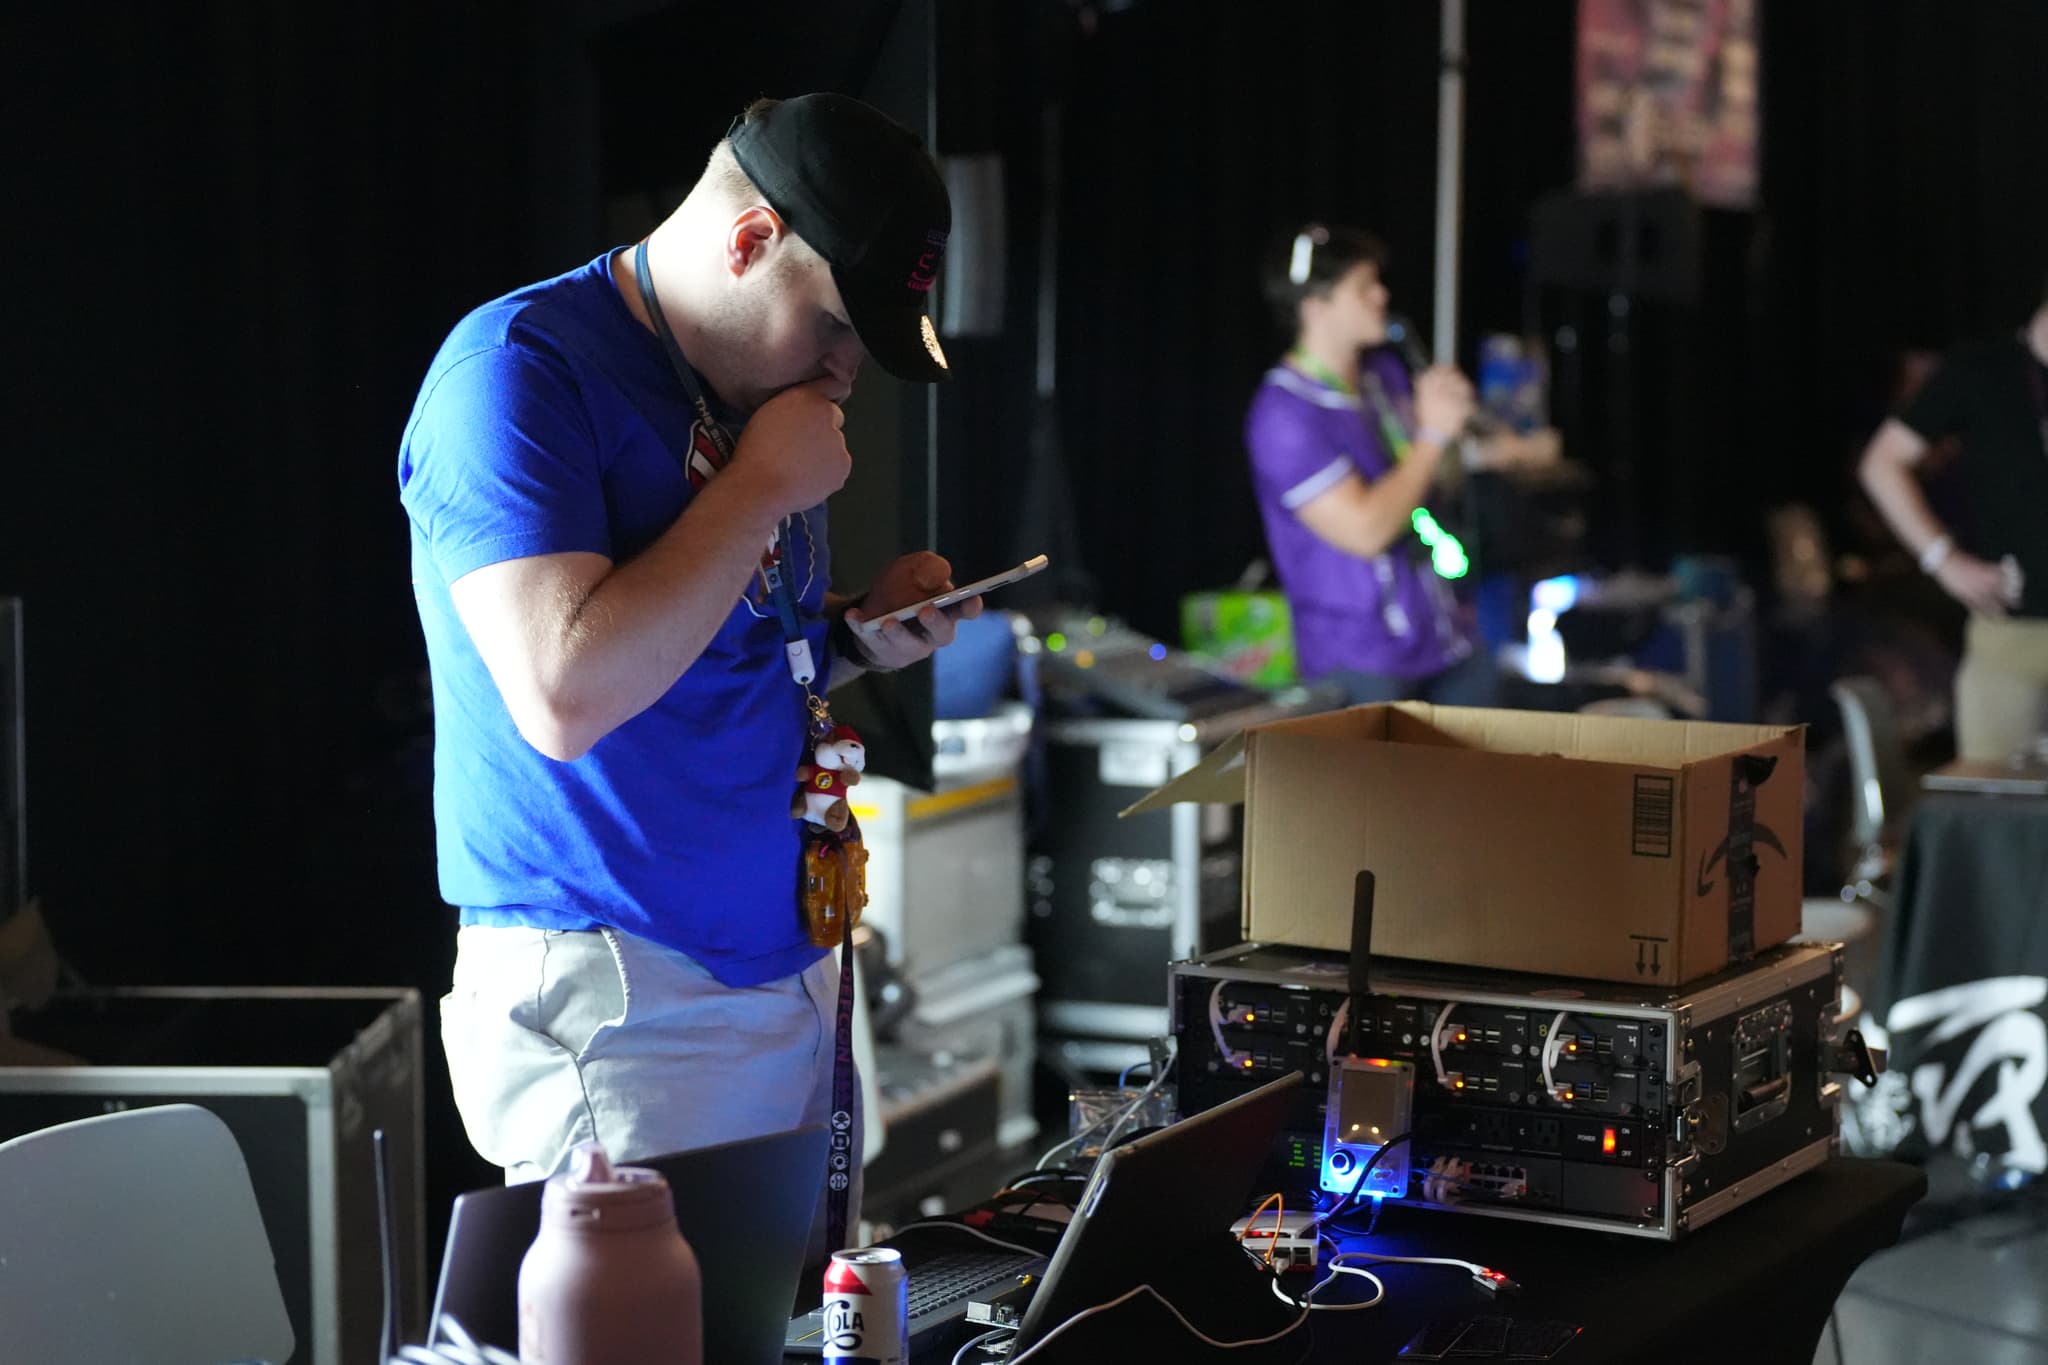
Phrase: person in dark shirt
[{"left": 1858, "top": 281, "right": 2048, "bottom": 759}]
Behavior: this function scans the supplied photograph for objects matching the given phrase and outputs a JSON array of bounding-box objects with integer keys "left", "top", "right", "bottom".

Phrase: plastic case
[
  {"left": 1172, "top": 941, "right": 1848, "bottom": 1239},
  {"left": 853, "top": 705, "right": 1030, "bottom": 984},
  {"left": 1028, "top": 717, "right": 1241, "bottom": 1044},
  {"left": 892, "top": 942, "right": 1041, "bottom": 1148},
  {"left": 0, "top": 987, "right": 425, "bottom": 1364}
]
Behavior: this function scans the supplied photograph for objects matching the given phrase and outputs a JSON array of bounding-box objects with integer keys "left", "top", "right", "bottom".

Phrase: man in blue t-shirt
[{"left": 399, "top": 94, "right": 971, "bottom": 1244}]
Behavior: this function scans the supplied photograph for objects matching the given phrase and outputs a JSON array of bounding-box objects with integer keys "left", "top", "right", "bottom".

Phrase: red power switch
[{"left": 1601, "top": 1127, "right": 1618, "bottom": 1155}]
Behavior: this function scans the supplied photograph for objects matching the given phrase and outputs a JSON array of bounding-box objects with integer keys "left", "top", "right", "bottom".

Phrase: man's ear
[{"left": 724, "top": 204, "right": 787, "bottom": 278}]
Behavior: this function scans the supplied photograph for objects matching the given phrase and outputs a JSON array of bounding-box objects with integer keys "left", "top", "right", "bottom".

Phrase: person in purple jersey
[
  {"left": 1243, "top": 224, "right": 1498, "bottom": 705},
  {"left": 399, "top": 94, "right": 976, "bottom": 1251}
]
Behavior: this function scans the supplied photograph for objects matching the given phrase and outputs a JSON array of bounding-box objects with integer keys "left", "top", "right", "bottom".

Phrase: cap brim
[{"left": 835, "top": 267, "right": 950, "bottom": 383}]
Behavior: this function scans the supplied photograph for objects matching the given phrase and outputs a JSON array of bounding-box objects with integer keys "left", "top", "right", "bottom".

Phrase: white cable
[
  {"left": 951, "top": 1326, "right": 1016, "bottom": 1364},
  {"left": 1006, "top": 1282, "right": 1311, "bottom": 1363},
  {"left": 890, "top": 1220, "right": 1048, "bottom": 1259},
  {"left": 1336, "top": 1250, "right": 1495, "bottom": 1277},
  {"left": 1429, "top": 1001, "right": 1456, "bottom": 1087},
  {"left": 1099, "top": 1041, "right": 1177, "bottom": 1150},
  {"left": 1326, "top": 999, "right": 1349, "bottom": 1060},
  {"left": 1271, "top": 1254, "right": 1388, "bottom": 1313},
  {"left": 1424, "top": 1154, "right": 1469, "bottom": 1205},
  {"left": 1034, "top": 1129, "right": 1088, "bottom": 1170},
  {"left": 1541, "top": 1009, "right": 1572, "bottom": 1100},
  {"left": 1210, "top": 980, "right": 1248, "bottom": 1066}
]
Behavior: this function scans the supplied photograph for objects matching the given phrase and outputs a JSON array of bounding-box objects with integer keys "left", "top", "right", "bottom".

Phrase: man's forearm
[
  {"left": 542, "top": 474, "right": 788, "bottom": 753},
  {"left": 1858, "top": 450, "right": 1948, "bottom": 559},
  {"left": 1306, "top": 445, "right": 1443, "bottom": 560}
]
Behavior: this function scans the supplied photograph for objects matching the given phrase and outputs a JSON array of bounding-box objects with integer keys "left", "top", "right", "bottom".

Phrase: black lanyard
[{"left": 630, "top": 240, "right": 859, "bottom": 1252}]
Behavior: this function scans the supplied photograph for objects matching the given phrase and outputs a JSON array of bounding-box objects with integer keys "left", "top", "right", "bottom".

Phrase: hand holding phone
[{"left": 855, "top": 555, "right": 1049, "bottom": 635}]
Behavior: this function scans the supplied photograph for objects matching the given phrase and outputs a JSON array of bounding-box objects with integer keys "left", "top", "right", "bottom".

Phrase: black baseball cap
[{"left": 728, "top": 93, "right": 952, "bottom": 383}]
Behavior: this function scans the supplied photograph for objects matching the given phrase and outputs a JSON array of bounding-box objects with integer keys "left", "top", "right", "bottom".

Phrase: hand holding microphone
[
  {"left": 1413, "top": 366, "right": 1477, "bottom": 452},
  {"left": 1388, "top": 313, "right": 1494, "bottom": 444}
]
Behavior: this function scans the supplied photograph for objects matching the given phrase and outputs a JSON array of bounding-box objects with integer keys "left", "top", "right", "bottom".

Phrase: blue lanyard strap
[{"left": 631, "top": 241, "right": 815, "bottom": 683}]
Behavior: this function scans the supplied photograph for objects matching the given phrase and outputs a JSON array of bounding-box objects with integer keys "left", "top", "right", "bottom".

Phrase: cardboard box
[{"left": 1124, "top": 703, "right": 1803, "bottom": 986}]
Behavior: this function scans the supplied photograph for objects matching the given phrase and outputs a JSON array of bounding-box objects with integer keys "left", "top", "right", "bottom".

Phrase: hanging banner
[{"left": 1577, "top": 0, "right": 1759, "bottom": 209}]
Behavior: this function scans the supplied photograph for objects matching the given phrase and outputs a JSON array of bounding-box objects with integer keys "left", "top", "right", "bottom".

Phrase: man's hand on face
[
  {"left": 843, "top": 551, "right": 984, "bottom": 670},
  {"left": 730, "top": 378, "right": 853, "bottom": 517}
]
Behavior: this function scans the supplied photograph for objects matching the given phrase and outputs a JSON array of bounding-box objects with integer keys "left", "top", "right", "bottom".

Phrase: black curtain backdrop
[
  {"left": 1044, "top": 0, "right": 2048, "bottom": 642},
  {"left": 1761, "top": 0, "right": 2048, "bottom": 539},
  {"left": 1048, "top": 1, "right": 1576, "bottom": 639},
  {"left": 4, "top": 1, "right": 565, "bottom": 989}
]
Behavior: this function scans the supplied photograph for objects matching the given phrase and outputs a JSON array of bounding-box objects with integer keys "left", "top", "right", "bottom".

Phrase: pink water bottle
[{"left": 517, "top": 1142, "right": 703, "bottom": 1365}]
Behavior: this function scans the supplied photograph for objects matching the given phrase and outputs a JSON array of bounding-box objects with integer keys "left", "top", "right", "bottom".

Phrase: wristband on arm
[{"left": 1919, "top": 534, "right": 1954, "bottom": 575}]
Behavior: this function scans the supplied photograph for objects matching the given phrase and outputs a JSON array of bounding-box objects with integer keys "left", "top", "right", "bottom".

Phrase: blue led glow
[
  {"left": 1530, "top": 574, "right": 1581, "bottom": 614},
  {"left": 1148, "top": 643, "right": 1168, "bottom": 661}
]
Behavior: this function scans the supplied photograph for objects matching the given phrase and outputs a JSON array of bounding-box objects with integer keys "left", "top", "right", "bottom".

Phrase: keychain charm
[{"left": 796, "top": 706, "right": 870, "bottom": 947}]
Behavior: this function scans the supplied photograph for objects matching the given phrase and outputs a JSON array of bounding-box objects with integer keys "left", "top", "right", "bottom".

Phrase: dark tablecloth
[{"left": 1865, "top": 790, "right": 2048, "bottom": 1176}]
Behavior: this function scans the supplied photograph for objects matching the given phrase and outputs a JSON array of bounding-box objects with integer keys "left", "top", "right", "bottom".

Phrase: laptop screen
[
  {"left": 1009, "top": 1072, "right": 1304, "bottom": 1353},
  {"left": 430, "top": 1126, "right": 826, "bottom": 1365}
]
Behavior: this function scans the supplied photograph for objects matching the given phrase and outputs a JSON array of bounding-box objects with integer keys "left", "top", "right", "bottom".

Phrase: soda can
[{"left": 822, "top": 1246, "right": 908, "bottom": 1365}]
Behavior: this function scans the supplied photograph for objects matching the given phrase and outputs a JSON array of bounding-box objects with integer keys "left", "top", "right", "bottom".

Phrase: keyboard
[{"left": 785, "top": 1247, "right": 1044, "bottom": 1354}]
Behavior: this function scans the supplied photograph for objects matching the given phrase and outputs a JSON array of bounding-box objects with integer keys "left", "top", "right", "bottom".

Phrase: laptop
[
  {"left": 1008, "top": 1071, "right": 1303, "bottom": 1356},
  {"left": 786, "top": 1072, "right": 1303, "bottom": 1359},
  {"left": 430, "top": 1125, "right": 826, "bottom": 1365}
]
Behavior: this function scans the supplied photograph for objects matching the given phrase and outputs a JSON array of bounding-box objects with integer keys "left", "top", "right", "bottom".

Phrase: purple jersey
[{"left": 1243, "top": 350, "right": 1469, "bottom": 681}]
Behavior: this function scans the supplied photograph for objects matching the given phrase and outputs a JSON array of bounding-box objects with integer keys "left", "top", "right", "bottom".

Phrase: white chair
[
  {"left": 1830, "top": 675, "right": 1911, "bottom": 906},
  {"left": 1795, "top": 676, "right": 1910, "bottom": 950},
  {"left": 0, "top": 1103, "right": 294, "bottom": 1365}
]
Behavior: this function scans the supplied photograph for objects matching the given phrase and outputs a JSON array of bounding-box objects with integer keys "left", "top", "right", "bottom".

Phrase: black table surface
[{"left": 920, "top": 1158, "right": 1925, "bottom": 1365}]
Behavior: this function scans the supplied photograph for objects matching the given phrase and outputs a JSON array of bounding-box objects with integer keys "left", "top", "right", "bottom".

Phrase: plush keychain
[
  {"left": 797, "top": 722, "right": 870, "bottom": 948},
  {"left": 793, "top": 724, "right": 867, "bottom": 832}
]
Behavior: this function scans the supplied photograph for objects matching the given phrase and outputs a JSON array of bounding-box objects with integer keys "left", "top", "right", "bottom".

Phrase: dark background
[{"left": 4, "top": 0, "right": 2046, "bottom": 1254}]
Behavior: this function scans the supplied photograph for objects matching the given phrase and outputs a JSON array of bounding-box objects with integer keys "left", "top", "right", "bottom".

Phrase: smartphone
[{"left": 855, "top": 555, "right": 1049, "bottom": 635}]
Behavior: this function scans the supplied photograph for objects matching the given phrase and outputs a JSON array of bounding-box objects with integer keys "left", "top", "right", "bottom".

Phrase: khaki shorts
[
  {"left": 439, "top": 925, "right": 859, "bottom": 1257},
  {"left": 1955, "top": 616, "right": 2048, "bottom": 761}
]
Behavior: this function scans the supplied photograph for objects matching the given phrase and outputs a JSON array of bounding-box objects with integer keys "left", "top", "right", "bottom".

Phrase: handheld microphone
[
  {"left": 1385, "top": 313, "right": 1496, "bottom": 439},
  {"left": 1385, "top": 313, "right": 1433, "bottom": 374}
]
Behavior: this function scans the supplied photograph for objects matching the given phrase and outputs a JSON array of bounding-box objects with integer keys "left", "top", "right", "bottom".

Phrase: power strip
[{"left": 1229, "top": 1208, "right": 1322, "bottom": 1271}]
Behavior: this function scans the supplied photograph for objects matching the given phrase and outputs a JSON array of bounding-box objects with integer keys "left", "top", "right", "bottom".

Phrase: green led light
[
  {"left": 1410, "top": 507, "right": 1470, "bottom": 580},
  {"left": 1046, "top": 632, "right": 1067, "bottom": 652}
]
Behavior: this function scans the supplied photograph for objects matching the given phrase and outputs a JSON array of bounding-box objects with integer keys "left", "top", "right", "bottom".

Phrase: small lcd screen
[{"left": 1336, "top": 1062, "right": 1408, "bottom": 1140}]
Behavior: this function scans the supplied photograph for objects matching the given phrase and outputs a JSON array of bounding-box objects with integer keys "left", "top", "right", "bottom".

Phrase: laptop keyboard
[
  {"left": 905, "top": 1249, "right": 1041, "bottom": 1318},
  {"left": 786, "top": 1247, "right": 1043, "bottom": 1351}
]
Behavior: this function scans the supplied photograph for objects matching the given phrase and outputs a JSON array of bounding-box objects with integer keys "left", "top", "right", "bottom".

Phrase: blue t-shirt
[{"left": 397, "top": 251, "right": 832, "bottom": 988}]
